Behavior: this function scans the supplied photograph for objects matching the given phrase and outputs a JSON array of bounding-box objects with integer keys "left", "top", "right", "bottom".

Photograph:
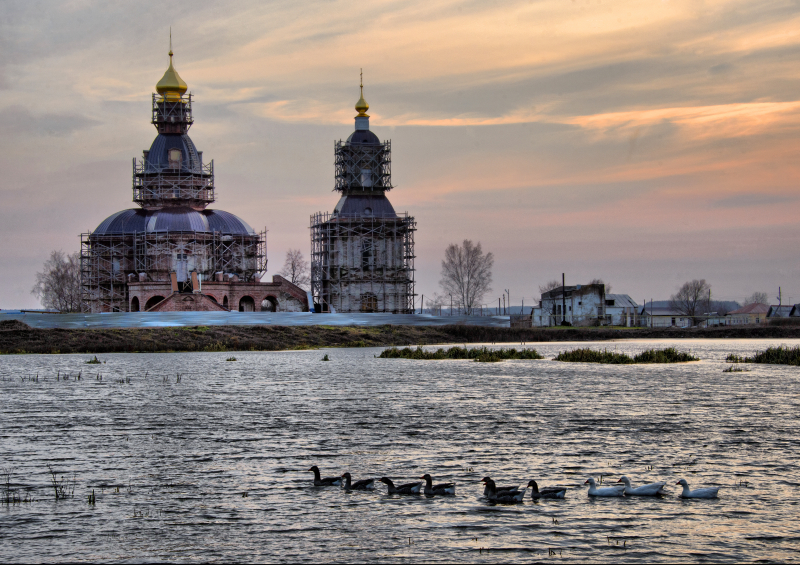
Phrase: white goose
[
  {"left": 676, "top": 478, "right": 720, "bottom": 499},
  {"left": 585, "top": 477, "right": 625, "bottom": 497},
  {"left": 617, "top": 476, "right": 666, "bottom": 496}
]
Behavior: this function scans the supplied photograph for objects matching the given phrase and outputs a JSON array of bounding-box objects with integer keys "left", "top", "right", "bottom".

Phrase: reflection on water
[{"left": 1, "top": 339, "right": 798, "bottom": 563}]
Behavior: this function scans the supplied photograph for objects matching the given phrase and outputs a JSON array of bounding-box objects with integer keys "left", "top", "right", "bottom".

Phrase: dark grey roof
[
  {"left": 206, "top": 209, "right": 255, "bottom": 235},
  {"left": 333, "top": 194, "right": 396, "bottom": 218},
  {"left": 145, "top": 134, "right": 202, "bottom": 173},
  {"left": 93, "top": 207, "right": 255, "bottom": 236},
  {"left": 346, "top": 130, "right": 380, "bottom": 144}
]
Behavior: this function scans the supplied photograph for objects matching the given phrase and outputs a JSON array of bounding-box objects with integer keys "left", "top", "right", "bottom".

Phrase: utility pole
[
  {"left": 449, "top": 294, "right": 453, "bottom": 316},
  {"left": 420, "top": 294, "right": 424, "bottom": 315},
  {"left": 562, "top": 273, "right": 566, "bottom": 325},
  {"left": 498, "top": 297, "right": 501, "bottom": 315},
  {"left": 778, "top": 286, "right": 782, "bottom": 306},
  {"left": 650, "top": 298, "right": 653, "bottom": 328}
]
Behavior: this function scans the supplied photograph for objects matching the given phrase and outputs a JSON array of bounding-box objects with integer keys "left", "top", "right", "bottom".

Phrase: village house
[{"left": 726, "top": 303, "right": 769, "bottom": 325}]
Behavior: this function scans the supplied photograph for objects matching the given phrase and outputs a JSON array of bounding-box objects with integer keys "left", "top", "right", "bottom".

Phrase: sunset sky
[{"left": 1, "top": 0, "right": 799, "bottom": 309}]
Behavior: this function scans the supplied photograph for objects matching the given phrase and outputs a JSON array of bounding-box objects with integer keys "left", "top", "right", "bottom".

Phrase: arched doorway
[
  {"left": 145, "top": 295, "right": 166, "bottom": 310},
  {"left": 222, "top": 296, "right": 229, "bottom": 310},
  {"left": 131, "top": 297, "right": 140, "bottom": 312},
  {"left": 261, "top": 296, "right": 278, "bottom": 312},
  {"left": 239, "top": 296, "right": 255, "bottom": 312},
  {"left": 360, "top": 292, "right": 378, "bottom": 312}
]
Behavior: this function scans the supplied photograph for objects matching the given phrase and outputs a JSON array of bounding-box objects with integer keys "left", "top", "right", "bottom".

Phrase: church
[{"left": 80, "top": 48, "right": 308, "bottom": 313}]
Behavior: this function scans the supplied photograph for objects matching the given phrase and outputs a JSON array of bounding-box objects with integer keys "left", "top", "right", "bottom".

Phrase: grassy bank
[
  {"left": 726, "top": 345, "right": 800, "bottom": 365},
  {"left": 2, "top": 319, "right": 800, "bottom": 355},
  {"left": 379, "top": 346, "right": 543, "bottom": 362},
  {"left": 555, "top": 347, "right": 699, "bottom": 364}
]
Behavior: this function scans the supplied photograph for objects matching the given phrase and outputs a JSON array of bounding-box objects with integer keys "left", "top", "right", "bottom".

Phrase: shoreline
[{"left": 2, "top": 320, "right": 800, "bottom": 354}]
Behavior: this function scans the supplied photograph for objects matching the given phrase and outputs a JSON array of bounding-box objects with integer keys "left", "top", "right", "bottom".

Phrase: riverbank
[{"left": 2, "top": 320, "right": 800, "bottom": 354}]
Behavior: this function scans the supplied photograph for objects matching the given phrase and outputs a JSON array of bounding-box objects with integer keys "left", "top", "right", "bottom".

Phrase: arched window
[
  {"left": 361, "top": 239, "right": 373, "bottom": 271},
  {"left": 130, "top": 297, "right": 140, "bottom": 312},
  {"left": 168, "top": 148, "right": 182, "bottom": 169}
]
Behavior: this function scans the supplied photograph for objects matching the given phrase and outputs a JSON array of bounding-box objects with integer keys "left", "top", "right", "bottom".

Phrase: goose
[
  {"left": 481, "top": 476, "right": 520, "bottom": 498},
  {"left": 676, "top": 478, "right": 720, "bottom": 499},
  {"left": 421, "top": 474, "right": 456, "bottom": 496},
  {"left": 379, "top": 477, "right": 422, "bottom": 495},
  {"left": 341, "top": 472, "right": 375, "bottom": 491},
  {"left": 527, "top": 480, "right": 566, "bottom": 499},
  {"left": 482, "top": 478, "right": 525, "bottom": 504},
  {"left": 617, "top": 476, "right": 666, "bottom": 496},
  {"left": 308, "top": 465, "right": 342, "bottom": 487},
  {"left": 585, "top": 477, "right": 625, "bottom": 497}
]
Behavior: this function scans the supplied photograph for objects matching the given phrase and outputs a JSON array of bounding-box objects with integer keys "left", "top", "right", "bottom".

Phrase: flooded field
[{"left": 1, "top": 339, "right": 798, "bottom": 563}]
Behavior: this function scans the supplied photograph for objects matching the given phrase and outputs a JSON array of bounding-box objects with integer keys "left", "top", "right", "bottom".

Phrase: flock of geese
[{"left": 309, "top": 467, "right": 721, "bottom": 502}]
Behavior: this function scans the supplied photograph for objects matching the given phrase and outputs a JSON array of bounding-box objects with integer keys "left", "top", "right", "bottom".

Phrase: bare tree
[
  {"left": 669, "top": 279, "right": 712, "bottom": 326},
  {"left": 278, "top": 249, "right": 310, "bottom": 289},
  {"left": 426, "top": 293, "right": 445, "bottom": 316},
  {"left": 539, "top": 280, "right": 561, "bottom": 294},
  {"left": 589, "top": 278, "right": 612, "bottom": 294},
  {"left": 711, "top": 300, "right": 738, "bottom": 316},
  {"left": 439, "top": 240, "right": 494, "bottom": 315},
  {"left": 31, "top": 251, "right": 82, "bottom": 312},
  {"left": 744, "top": 292, "right": 768, "bottom": 306}
]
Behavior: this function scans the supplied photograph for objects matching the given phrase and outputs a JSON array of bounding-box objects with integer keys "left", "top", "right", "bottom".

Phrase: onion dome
[
  {"left": 156, "top": 50, "right": 188, "bottom": 102},
  {"left": 355, "top": 70, "right": 369, "bottom": 117}
]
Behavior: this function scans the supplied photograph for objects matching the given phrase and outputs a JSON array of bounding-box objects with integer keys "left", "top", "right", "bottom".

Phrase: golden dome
[
  {"left": 355, "top": 70, "right": 369, "bottom": 117},
  {"left": 156, "top": 50, "right": 188, "bottom": 102}
]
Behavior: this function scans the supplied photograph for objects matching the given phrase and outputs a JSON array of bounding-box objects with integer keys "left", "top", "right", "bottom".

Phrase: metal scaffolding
[
  {"left": 334, "top": 139, "right": 391, "bottom": 192},
  {"left": 310, "top": 212, "right": 415, "bottom": 314},
  {"left": 81, "top": 230, "right": 266, "bottom": 313}
]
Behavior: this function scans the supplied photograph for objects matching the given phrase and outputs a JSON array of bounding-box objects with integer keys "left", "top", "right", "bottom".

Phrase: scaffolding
[
  {"left": 310, "top": 211, "right": 415, "bottom": 314},
  {"left": 132, "top": 159, "right": 215, "bottom": 208},
  {"left": 81, "top": 229, "right": 266, "bottom": 313},
  {"left": 334, "top": 140, "right": 391, "bottom": 192}
]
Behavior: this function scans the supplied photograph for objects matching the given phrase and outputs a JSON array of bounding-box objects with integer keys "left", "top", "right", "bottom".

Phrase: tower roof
[{"left": 156, "top": 50, "right": 188, "bottom": 102}]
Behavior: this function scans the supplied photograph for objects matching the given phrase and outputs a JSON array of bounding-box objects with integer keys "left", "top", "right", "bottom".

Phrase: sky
[{"left": 1, "top": 0, "right": 799, "bottom": 309}]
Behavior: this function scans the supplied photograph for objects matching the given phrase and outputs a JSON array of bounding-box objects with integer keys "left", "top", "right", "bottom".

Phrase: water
[{"left": 1, "top": 339, "right": 798, "bottom": 563}]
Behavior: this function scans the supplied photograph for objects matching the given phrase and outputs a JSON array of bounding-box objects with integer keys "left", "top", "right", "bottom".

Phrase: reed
[
  {"left": 322, "top": 354, "right": 330, "bottom": 361},
  {"left": 725, "top": 346, "right": 800, "bottom": 365},
  {"left": 554, "top": 348, "right": 634, "bottom": 364},
  {"left": 226, "top": 356, "right": 237, "bottom": 362},
  {"left": 723, "top": 365, "right": 749, "bottom": 372},
  {"left": 632, "top": 348, "right": 698, "bottom": 363},
  {"left": 378, "top": 346, "right": 543, "bottom": 362},
  {"left": 555, "top": 347, "right": 698, "bottom": 364},
  {"left": 46, "top": 465, "right": 75, "bottom": 501},
  {"left": 85, "top": 356, "right": 101, "bottom": 364}
]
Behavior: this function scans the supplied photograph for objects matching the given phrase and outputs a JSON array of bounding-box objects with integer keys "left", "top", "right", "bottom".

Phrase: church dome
[
  {"left": 156, "top": 50, "right": 188, "bottom": 102},
  {"left": 93, "top": 207, "right": 255, "bottom": 236},
  {"left": 144, "top": 133, "right": 203, "bottom": 173}
]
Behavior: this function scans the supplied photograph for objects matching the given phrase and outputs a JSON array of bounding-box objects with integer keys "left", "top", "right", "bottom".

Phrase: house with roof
[
  {"left": 639, "top": 306, "right": 693, "bottom": 328},
  {"left": 767, "top": 305, "right": 793, "bottom": 319},
  {"left": 726, "top": 303, "right": 769, "bottom": 325}
]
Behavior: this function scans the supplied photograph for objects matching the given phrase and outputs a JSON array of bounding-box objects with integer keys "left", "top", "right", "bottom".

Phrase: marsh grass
[
  {"left": 554, "top": 348, "right": 634, "bottom": 364},
  {"left": 47, "top": 465, "right": 75, "bottom": 501},
  {"left": 85, "top": 356, "right": 101, "bottom": 364},
  {"left": 555, "top": 347, "right": 698, "bottom": 364},
  {"left": 723, "top": 365, "right": 749, "bottom": 372},
  {"left": 379, "top": 346, "right": 543, "bottom": 363},
  {"left": 725, "top": 346, "right": 800, "bottom": 365}
]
